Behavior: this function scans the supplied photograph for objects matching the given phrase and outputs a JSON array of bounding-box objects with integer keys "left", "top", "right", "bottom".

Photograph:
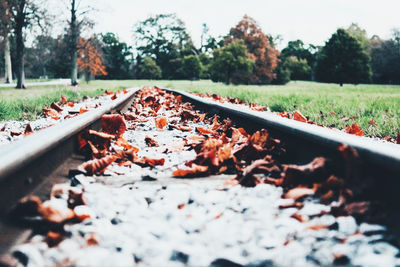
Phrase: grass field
[{"left": 1, "top": 80, "right": 399, "bottom": 138}]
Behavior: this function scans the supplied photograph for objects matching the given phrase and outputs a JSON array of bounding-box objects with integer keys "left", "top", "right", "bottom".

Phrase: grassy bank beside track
[{"left": 1, "top": 80, "right": 399, "bottom": 138}]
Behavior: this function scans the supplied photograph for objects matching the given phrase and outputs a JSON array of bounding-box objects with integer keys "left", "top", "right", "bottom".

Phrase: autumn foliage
[
  {"left": 225, "top": 15, "right": 280, "bottom": 84},
  {"left": 77, "top": 38, "right": 108, "bottom": 78}
]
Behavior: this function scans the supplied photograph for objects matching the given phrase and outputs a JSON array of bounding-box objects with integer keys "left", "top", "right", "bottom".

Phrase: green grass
[{"left": 1, "top": 80, "right": 399, "bottom": 138}]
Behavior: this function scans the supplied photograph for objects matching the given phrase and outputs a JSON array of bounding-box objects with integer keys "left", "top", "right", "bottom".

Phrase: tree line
[{"left": 0, "top": 1, "right": 399, "bottom": 88}]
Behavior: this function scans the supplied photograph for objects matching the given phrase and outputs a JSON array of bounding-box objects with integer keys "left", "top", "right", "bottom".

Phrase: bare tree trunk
[
  {"left": 4, "top": 35, "right": 12, "bottom": 84},
  {"left": 70, "top": 0, "right": 78, "bottom": 86},
  {"left": 15, "top": 0, "right": 26, "bottom": 89}
]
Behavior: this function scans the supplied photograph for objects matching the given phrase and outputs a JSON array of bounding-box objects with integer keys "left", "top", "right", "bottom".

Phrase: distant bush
[
  {"left": 182, "top": 55, "right": 202, "bottom": 80},
  {"left": 136, "top": 57, "right": 162, "bottom": 79}
]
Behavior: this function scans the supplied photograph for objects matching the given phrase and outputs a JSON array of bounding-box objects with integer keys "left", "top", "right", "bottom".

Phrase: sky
[{"left": 82, "top": 0, "right": 400, "bottom": 49}]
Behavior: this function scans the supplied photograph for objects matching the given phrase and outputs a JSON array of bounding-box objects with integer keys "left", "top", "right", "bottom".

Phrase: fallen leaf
[
  {"left": 345, "top": 123, "right": 364, "bottom": 136},
  {"left": 145, "top": 136, "right": 159, "bottom": 147},
  {"left": 60, "top": 95, "right": 68, "bottom": 104},
  {"left": 50, "top": 102, "right": 63, "bottom": 113},
  {"left": 101, "top": 114, "right": 126, "bottom": 138},
  {"left": 173, "top": 164, "right": 209, "bottom": 178},
  {"left": 284, "top": 187, "right": 315, "bottom": 201},
  {"left": 368, "top": 118, "right": 376, "bottom": 125},
  {"left": 116, "top": 137, "right": 139, "bottom": 151},
  {"left": 79, "top": 155, "right": 117, "bottom": 175},
  {"left": 293, "top": 111, "right": 307, "bottom": 123},
  {"left": 155, "top": 117, "right": 168, "bottom": 130},
  {"left": 24, "top": 123, "right": 34, "bottom": 136}
]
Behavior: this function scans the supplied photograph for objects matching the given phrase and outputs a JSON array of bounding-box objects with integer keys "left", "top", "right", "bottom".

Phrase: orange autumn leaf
[
  {"left": 67, "top": 102, "right": 75, "bottom": 107},
  {"left": 115, "top": 137, "right": 139, "bottom": 152},
  {"left": 196, "top": 127, "right": 214, "bottom": 135},
  {"left": 279, "top": 111, "right": 290, "bottom": 118},
  {"left": 123, "top": 89, "right": 128, "bottom": 94},
  {"left": 101, "top": 114, "right": 127, "bottom": 138},
  {"left": 293, "top": 111, "right": 307, "bottom": 123},
  {"left": 79, "top": 155, "right": 117, "bottom": 175},
  {"left": 155, "top": 117, "right": 167, "bottom": 130},
  {"left": 60, "top": 95, "right": 68, "bottom": 104},
  {"left": 79, "top": 107, "right": 89, "bottom": 114},
  {"left": 173, "top": 164, "right": 209, "bottom": 178},
  {"left": 111, "top": 93, "right": 117, "bottom": 100},
  {"left": 24, "top": 123, "right": 34, "bottom": 136},
  {"left": 135, "top": 157, "right": 165, "bottom": 167},
  {"left": 211, "top": 115, "right": 221, "bottom": 131},
  {"left": 284, "top": 187, "right": 315, "bottom": 201},
  {"left": 345, "top": 123, "right": 364, "bottom": 136}
]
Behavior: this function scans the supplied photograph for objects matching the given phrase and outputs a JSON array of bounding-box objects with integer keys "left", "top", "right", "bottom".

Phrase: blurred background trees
[{"left": 0, "top": 7, "right": 399, "bottom": 87}]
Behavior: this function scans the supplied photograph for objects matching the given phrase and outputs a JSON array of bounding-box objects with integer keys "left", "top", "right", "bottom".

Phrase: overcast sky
[{"left": 86, "top": 0, "right": 399, "bottom": 49}]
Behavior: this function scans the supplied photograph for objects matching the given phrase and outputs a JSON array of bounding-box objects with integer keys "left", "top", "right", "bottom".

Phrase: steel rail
[
  {"left": 166, "top": 88, "right": 400, "bottom": 173},
  {"left": 0, "top": 88, "right": 138, "bottom": 182},
  {"left": 0, "top": 88, "right": 138, "bottom": 259}
]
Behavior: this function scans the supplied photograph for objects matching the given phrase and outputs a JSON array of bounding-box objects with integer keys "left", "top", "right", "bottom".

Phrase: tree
[
  {"left": 67, "top": 0, "right": 93, "bottom": 85},
  {"left": 280, "top": 40, "right": 316, "bottom": 71},
  {"left": 100, "top": 32, "right": 132, "bottom": 79},
  {"left": 209, "top": 40, "right": 254, "bottom": 84},
  {"left": 133, "top": 14, "right": 196, "bottom": 79},
  {"left": 346, "top": 23, "right": 370, "bottom": 51},
  {"left": 77, "top": 37, "right": 107, "bottom": 82},
  {"left": 282, "top": 56, "right": 312, "bottom": 81},
  {"left": 315, "top": 29, "right": 371, "bottom": 86},
  {"left": 181, "top": 55, "right": 202, "bottom": 80},
  {"left": 0, "top": 1, "right": 12, "bottom": 83},
  {"left": 225, "top": 15, "right": 279, "bottom": 84},
  {"left": 370, "top": 33, "right": 400, "bottom": 84},
  {"left": 6, "top": 0, "right": 46, "bottom": 88},
  {"left": 136, "top": 57, "right": 162, "bottom": 79}
]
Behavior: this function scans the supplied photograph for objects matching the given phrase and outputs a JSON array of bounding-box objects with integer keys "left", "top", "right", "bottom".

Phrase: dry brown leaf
[
  {"left": 79, "top": 155, "right": 117, "bottom": 175},
  {"left": 284, "top": 187, "right": 315, "bottom": 201},
  {"left": 155, "top": 117, "right": 168, "bottom": 130},
  {"left": 101, "top": 114, "right": 127, "bottom": 138},
  {"left": 24, "top": 123, "right": 34, "bottom": 136},
  {"left": 173, "top": 164, "right": 209, "bottom": 178}
]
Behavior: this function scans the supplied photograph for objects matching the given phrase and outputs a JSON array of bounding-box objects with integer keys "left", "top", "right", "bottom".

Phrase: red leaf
[
  {"left": 293, "top": 111, "right": 307, "bottom": 123},
  {"left": 101, "top": 114, "right": 126, "bottom": 138},
  {"left": 345, "top": 123, "right": 364, "bottom": 136}
]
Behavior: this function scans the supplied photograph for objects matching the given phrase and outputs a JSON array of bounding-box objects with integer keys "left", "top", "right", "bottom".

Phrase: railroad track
[
  {"left": 0, "top": 87, "right": 399, "bottom": 266},
  {"left": 0, "top": 89, "right": 138, "bottom": 261}
]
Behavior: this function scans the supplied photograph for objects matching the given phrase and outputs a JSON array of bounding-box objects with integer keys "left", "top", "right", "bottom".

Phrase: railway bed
[{"left": 0, "top": 87, "right": 400, "bottom": 266}]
